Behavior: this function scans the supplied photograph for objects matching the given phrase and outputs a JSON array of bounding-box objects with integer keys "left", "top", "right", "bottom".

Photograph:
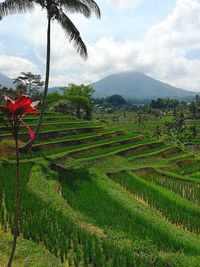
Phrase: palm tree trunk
[
  {"left": 21, "top": 16, "right": 51, "bottom": 152},
  {"left": 7, "top": 136, "right": 20, "bottom": 267}
]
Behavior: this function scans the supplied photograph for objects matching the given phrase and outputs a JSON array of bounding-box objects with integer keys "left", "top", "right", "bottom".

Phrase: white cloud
[
  {"left": 107, "top": 0, "right": 142, "bottom": 9},
  {"left": 2, "top": 0, "right": 200, "bottom": 92},
  {"left": 80, "top": 0, "right": 200, "bottom": 91},
  {"left": 145, "top": 0, "right": 200, "bottom": 50},
  {"left": 0, "top": 55, "right": 37, "bottom": 78}
]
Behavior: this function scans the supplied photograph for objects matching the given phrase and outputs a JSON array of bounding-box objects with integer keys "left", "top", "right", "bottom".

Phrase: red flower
[{"left": 0, "top": 95, "right": 39, "bottom": 140}]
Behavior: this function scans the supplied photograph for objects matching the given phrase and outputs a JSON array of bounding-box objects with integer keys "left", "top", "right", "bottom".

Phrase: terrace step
[
  {"left": 32, "top": 130, "right": 124, "bottom": 151},
  {"left": 32, "top": 163, "right": 200, "bottom": 266},
  {"left": 48, "top": 135, "right": 144, "bottom": 161},
  {"left": 23, "top": 114, "right": 75, "bottom": 122},
  {"left": 0, "top": 120, "right": 95, "bottom": 133},
  {"left": 108, "top": 170, "right": 200, "bottom": 234},
  {"left": 59, "top": 167, "right": 200, "bottom": 255},
  {"left": 127, "top": 144, "right": 173, "bottom": 160},
  {"left": 161, "top": 159, "right": 200, "bottom": 176},
  {"left": 66, "top": 135, "right": 144, "bottom": 158},
  {"left": 49, "top": 138, "right": 163, "bottom": 161},
  {"left": 0, "top": 124, "right": 105, "bottom": 142},
  {"left": 116, "top": 140, "right": 165, "bottom": 157},
  {"left": 133, "top": 167, "right": 200, "bottom": 205},
  {"left": 190, "top": 172, "right": 200, "bottom": 179}
]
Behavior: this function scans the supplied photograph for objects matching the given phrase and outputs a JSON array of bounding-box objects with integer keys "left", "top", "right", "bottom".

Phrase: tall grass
[{"left": 109, "top": 171, "right": 200, "bottom": 233}]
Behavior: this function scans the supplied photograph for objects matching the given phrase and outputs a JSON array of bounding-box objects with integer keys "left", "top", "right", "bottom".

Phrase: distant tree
[
  {"left": 152, "top": 126, "right": 162, "bottom": 139},
  {"left": 0, "top": 85, "right": 16, "bottom": 101},
  {"left": 165, "top": 112, "right": 187, "bottom": 141},
  {"left": 49, "top": 99, "right": 71, "bottom": 114},
  {"left": 189, "top": 125, "right": 199, "bottom": 140},
  {"left": 174, "top": 112, "right": 186, "bottom": 133},
  {"left": 93, "top": 97, "right": 105, "bottom": 106},
  {"left": 195, "top": 95, "right": 200, "bottom": 106},
  {"left": 106, "top": 95, "right": 127, "bottom": 107},
  {"left": 70, "top": 95, "right": 92, "bottom": 119},
  {"left": 61, "top": 84, "right": 94, "bottom": 120},
  {"left": 13, "top": 72, "right": 44, "bottom": 97},
  {"left": 150, "top": 98, "right": 179, "bottom": 110},
  {"left": 189, "top": 102, "right": 197, "bottom": 119},
  {"left": 135, "top": 113, "right": 145, "bottom": 128},
  {"left": 46, "top": 91, "right": 61, "bottom": 107},
  {"left": 164, "top": 121, "right": 175, "bottom": 136},
  {"left": 61, "top": 83, "right": 94, "bottom": 99}
]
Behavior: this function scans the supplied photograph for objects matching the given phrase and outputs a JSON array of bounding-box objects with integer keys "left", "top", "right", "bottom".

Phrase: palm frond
[
  {"left": 81, "top": 0, "right": 101, "bottom": 18},
  {"left": 0, "top": 0, "right": 34, "bottom": 18},
  {"left": 60, "top": 0, "right": 92, "bottom": 18},
  {"left": 55, "top": 9, "right": 88, "bottom": 60}
]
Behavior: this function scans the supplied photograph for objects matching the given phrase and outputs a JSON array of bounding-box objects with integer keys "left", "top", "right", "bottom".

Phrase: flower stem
[{"left": 7, "top": 136, "right": 20, "bottom": 267}]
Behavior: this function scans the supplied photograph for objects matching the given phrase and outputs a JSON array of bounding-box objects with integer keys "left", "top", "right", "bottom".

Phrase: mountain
[
  {"left": 91, "top": 71, "right": 198, "bottom": 100},
  {"left": 0, "top": 73, "right": 15, "bottom": 88}
]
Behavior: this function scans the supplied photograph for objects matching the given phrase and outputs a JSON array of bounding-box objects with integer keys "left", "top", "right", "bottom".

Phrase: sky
[{"left": 0, "top": 0, "right": 200, "bottom": 91}]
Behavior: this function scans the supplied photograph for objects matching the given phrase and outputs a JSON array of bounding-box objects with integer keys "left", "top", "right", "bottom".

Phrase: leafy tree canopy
[
  {"left": 61, "top": 84, "right": 94, "bottom": 99},
  {"left": 150, "top": 98, "right": 180, "bottom": 109},
  {"left": 13, "top": 72, "right": 44, "bottom": 97},
  {"left": 46, "top": 91, "right": 61, "bottom": 106},
  {"left": 106, "top": 95, "right": 127, "bottom": 107}
]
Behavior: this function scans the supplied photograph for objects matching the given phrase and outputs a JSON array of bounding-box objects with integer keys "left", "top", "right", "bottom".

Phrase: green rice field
[{"left": 0, "top": 112, "right": 200, "bottom": 266}]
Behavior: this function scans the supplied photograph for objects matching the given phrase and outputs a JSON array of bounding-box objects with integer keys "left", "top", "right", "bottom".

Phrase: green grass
[
  {"left": 133, "top": 167, "right": 200, "bottom": 205},
  {"left": 48, "top": 137, "right": 160, "bottom": 161},
  {"left": 32, "top": 130, "right": 125, "bottom": 150},
  {"left": 126, "top": 144, "right": 173, "bottom": 160},
  {"left": 2, "top": 112, "right": 200, "bottom": 266},
  {"left": 109, "top": 170, "right": 200, "bottom": 233},
  {"left": 0, "top": 231, "right": 63, "bottom": 267},
  {"left": 60, "top": 167, "right": 200, "bottom": 255},
  {"left": 164, "top": 159, "right": 200, "bottom": 176},
  {"left": 0, "top": 123, "right": 105, "bottom": 138},
  {"left": 8, "top": 134, "right": 140, "bottom": 160},
  {"left": 34, "top": 129, "right": 123, "bottom": 144},
  {"left": 0, "top": 120, "right": 94, "bottom": 134}
]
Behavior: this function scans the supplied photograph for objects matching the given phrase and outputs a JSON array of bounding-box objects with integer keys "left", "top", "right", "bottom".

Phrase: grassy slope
[
  {"left": 29, "top": 162, "right": 200, "bottom": 266},
  {"left": 1, "top": 113, "right": 200, "bottom": 266},
  {"left": 0, "top": 231, "right": 63, "bottom": 267}
]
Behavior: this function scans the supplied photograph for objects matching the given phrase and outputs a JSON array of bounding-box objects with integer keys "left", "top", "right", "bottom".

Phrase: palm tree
[
  {"left": 135, "top": 112, "right": 145, "bottom": 128},
  {"left": 174, "top": 112, "right": 186, "bottom": 134},
  {"left": 152, "top": 125, "right": 162, "bottom": 139},
  {"left": 189, "top": 125, "right": 198, "bottom": 140},
  {"left": 0, "top": 0, "right": 101, "bottom": 151}
]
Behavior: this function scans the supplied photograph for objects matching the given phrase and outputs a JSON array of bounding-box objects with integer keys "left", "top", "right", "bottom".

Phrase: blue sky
[{"left": 0, "top": 0, "right": 200, "bottom": 91}]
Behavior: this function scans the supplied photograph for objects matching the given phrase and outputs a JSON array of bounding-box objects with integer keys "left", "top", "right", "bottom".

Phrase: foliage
[
  {"left": 150, "top": 98, "right": 180, "bottom": 110},
  {"left": 49, "top": 99, "right": 72, "bottom": 114},
  {"left": 46, "top": 91, "right": 61, "bottom": 106},
  {"left": 135, "top": 112, "right": 145, "bottom": 128},
  {"left": 189, "top": 125, "right": 199, "bottom": 140},
  {"left": 61, "top": 84, "right": 94, "bottom": 120},
  {"left": 13, "top": 72, "right": 44, "bottom": 98},
  {"left": 152, "top": 126, "right": 162, "bottom": 139},
  {"left": 0, "top": 86, "right": 16, "bottom": 103},
  {"left": 106, "top": 95, "right": 127, "bottom": 107},
  {"left": 61, "top": 83, "right": 94, "bottom": 99}
]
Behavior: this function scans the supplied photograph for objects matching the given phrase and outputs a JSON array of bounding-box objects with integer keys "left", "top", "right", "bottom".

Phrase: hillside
[
  {"left": 91, "top": 71, "right": 198, "bottom": 99},
  {"left": 0, "top": 73, "right": 15, "bottom": 88},
  {"left": 1, "top": 112, "right": 200, "bottom": 266}
]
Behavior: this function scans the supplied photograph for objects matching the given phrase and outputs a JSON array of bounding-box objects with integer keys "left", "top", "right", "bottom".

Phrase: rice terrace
[{"left": 1, "top": 0, "right": 200, "bottom": 267}]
